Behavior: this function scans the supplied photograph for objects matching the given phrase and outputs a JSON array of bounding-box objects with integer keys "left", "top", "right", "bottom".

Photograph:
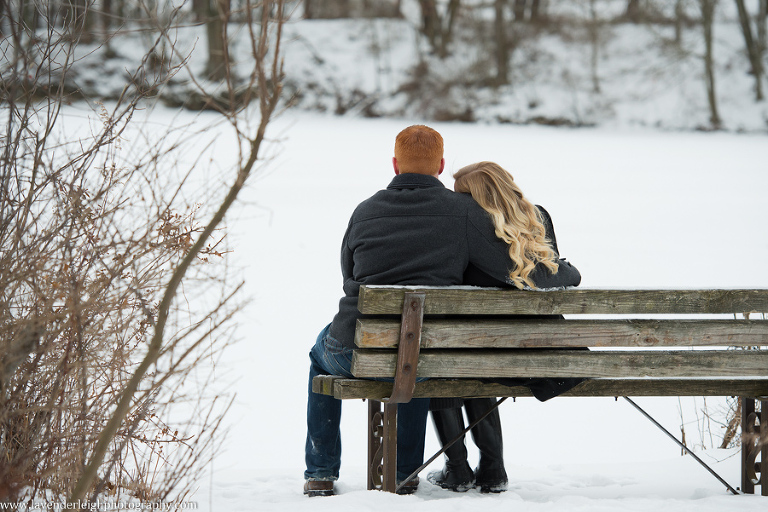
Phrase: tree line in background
[
  {"left": 1, "top": 0, "right": 766, "bottom": 127},
  {"left": 304, "top": 0, "right": 766, "bottom": 127},
  {"left": 1, "top": 0, "right": 288, "bottom": 93}
]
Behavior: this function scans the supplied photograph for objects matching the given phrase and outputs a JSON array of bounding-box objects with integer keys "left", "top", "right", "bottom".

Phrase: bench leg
[
  {"left": 741, "top": 397, "right": 767, "bottom": 495},
  {"left": 762, "top": 399, "right": 768, "bottom": 497},
  {"left": 761, "top": 399, "right": 768, "bottom": 497},
  {"left": 742, "top": 398, "right": 755, "bottom": 494},
  {"left": 367, "top": 400, "right": 398, "bottom": 492},
  {"left": 367, "top": 400, "right": 380, "bottom": 490}
]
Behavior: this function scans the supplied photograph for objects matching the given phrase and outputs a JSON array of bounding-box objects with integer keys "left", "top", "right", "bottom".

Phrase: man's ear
[
  {"left": 437, "top": 158, "right": 445, "bottom": 176},
  {"left": 392, "top": 157, "right": 400, "bottom": 175}
]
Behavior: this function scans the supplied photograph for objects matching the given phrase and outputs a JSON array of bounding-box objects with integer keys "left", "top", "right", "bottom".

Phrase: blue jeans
[{"left": 304, "top": 323, "right": 430, "bottom": 482}]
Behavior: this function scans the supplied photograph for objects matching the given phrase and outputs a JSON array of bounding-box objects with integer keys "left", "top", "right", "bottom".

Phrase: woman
[
  {"left": 455, "top": 161, "right": 567, "bottom": 290},
  {"left": 428, "top": 161, "right": 582, "bottom": 493}
]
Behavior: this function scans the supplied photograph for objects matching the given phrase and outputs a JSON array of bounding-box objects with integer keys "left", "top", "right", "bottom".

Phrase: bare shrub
[{"left": 1, "top": 0, "right": 285, "bottom": 505}]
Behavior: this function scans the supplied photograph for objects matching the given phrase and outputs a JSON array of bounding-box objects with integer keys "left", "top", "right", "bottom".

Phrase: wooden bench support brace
[{"left": 367, "top": 292, "right": 425, "bottom": 492}]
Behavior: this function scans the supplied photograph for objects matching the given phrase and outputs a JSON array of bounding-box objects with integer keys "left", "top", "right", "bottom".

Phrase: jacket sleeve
[
  {"left": 529, "top": 258, "right": 581, "bottom": 288},
  {"left": 340, "top": 217, "right": 355, "bottom": 291},
  {"left": 537, "top": 205, "right": 560, "bottom": 256},
  {"left": 531, "top": 205, "right": 581, "bottom": 288}
]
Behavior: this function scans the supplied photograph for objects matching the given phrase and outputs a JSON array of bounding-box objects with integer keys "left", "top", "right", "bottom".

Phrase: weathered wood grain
[
  {"left": 355, "top": 318, "right": 768, "bottom": 348},
  {"left": 351, "top": 349, "right": 768, "bottom": 379},
  {"left": 312, "top": 375, "right": 768, "bottom": 400},
  {"left": 357, "top": 287, "right": 768, "bottom": 315}
]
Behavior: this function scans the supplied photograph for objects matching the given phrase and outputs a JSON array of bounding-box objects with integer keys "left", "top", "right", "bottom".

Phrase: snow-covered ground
[
  {"left": 9, "top": 0, "right": 768, "bottom": 507},
  {"left": 149, "top": 111, "right": 767, "bottom": 511}
]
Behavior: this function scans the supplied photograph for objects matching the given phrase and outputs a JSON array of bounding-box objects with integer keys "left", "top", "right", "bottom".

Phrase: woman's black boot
[
  {"left": 427, "top": 407, "right": 475, "bottom": 492},
  {"left": 464, "top": 398, "right": 508, "bottom": 493}
]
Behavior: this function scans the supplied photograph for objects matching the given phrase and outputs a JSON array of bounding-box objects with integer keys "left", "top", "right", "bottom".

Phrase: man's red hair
[{"left": 394, "top": 125, "right": 444, "bottom": 175}]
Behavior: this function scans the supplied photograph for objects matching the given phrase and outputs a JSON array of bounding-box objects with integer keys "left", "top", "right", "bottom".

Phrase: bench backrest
[{"left": 351, "top": 286, "right": 768, "bottom": 401}]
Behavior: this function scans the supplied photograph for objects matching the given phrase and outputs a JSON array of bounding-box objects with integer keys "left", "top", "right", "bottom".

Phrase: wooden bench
[{"left": 312, "top": 286, "right": 768, "bottom": 495}]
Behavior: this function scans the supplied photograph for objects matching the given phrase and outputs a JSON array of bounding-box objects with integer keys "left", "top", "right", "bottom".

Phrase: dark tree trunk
[
  {"left": 530, "top": 0, "right": 546, "bottom": 24},
  {"left": 699, "top": 0, "right": 721, "bottom": 128},
  {"left": 419, "top": 0, "right": 439, "bottom": 50},
  {"left": 22, "top": 0, "right": 40, "bottom": 31},
  {"left": 67, "top": 0, "right": 96, "bottom": 42},
  {"left": 114, "top": 0, "right": 126, "bottom": 25},
  {"left": 626, "top": 0, "right": 642, "bottom": 22},
  {"left": 494, "top": 0, "right": 509, "bottom": 85},
  {"left": 589, "top": 0, "right": 601, "bottom": 93},
  {"left": 205, "top": 0, "right": 231, "bottom": 82},
  {"left": 735, "top": 0, "right": 764, "bottom": 100},
  {"left": 100, "top": 0, "right": 115, "bottom": 55},
  {"left": 759, "top": 0, "right": 767, "bottom": 67},
  {"left": 303, "top": 0, "right": 352, "bottom": 18},
  {"left": 102, "top": 0, "right": 112, "bottom": 30},
  {"left": 418, "top": 0, "right": 460, "bottom": 58},
  {"left": 46, "top": 0, "right": 62, "bottom": 29},
  {"left": 513, "top": 0, "right": 526, "bottom": 21},
  {"left": 194, "top": 0, "right": 208, "bottom": 22},
  {"left": 674, "top": 0, "right": 684, "bottom": 43},
  {"left": 439, "top": 0, "right": 460, "bottom": 57}
]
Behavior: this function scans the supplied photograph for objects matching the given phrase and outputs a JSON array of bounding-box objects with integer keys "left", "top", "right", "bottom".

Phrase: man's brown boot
[{"left": 303, "top": 480, "right": 335, "bottom": 497}]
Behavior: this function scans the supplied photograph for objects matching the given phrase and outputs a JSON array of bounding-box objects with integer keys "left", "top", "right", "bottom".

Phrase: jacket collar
[{"left": 387, "top": 173, "right": 445, "bottom": 190}]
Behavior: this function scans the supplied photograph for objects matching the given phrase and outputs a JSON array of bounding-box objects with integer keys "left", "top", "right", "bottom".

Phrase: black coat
[
  {"left": 327, "top": 173, "right": 581, "bottom": 350},
  {"left": 460, "top": 205, "right": 564, "bottom": 288}
]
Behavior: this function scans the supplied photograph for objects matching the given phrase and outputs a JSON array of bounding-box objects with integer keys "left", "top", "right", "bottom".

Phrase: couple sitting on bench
[{"left": 304, "top": 125, "right": 582, "bottom": 497}]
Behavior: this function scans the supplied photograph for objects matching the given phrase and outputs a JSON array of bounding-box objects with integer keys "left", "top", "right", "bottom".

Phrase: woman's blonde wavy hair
[{"left": 454, "top": 161, "right": 559, "bottom": 289}]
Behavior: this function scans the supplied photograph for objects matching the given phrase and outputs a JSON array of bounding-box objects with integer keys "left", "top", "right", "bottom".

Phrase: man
[{"left": 303, "top": 125, "right": 580, "bottom": 497}]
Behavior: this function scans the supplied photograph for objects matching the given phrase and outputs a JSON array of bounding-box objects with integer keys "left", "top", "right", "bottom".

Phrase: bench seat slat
[
  {"left": 358, "top": 287, "right": 768, "bottom": 315},
  {"left": 355, "top": 318, "right": 768, "bottom": 349},
  {"left": 313, "top": 375, "right": 768, "bottom": 400},
  {"left": 351, "top": 349, "right": 768, "bottom": 379}
]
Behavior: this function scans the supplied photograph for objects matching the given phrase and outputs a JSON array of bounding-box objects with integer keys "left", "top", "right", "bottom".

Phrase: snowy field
[
  {"left": 6, "top": 0, "right": 768, "bottom": 508},
  {"left": 154, "top": 111, "right": 767, "bottom": 512},
  {"left": 52, "top": 103, "right": 767, "bottom": 510}
]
